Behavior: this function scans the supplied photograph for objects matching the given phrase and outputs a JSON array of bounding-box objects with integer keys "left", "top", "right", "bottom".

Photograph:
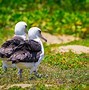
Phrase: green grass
[
  {"left": 44, "top": 53, "right": 89, "bottom": 69},
  {"left": 62, "top": 39, "right": 89, "bottom": 47},
  {"left": 0, "top": 33, "right": 89, "bottom": 90},
  {"left": 0, "top": 44, "right": 89, "bottom": 89}
]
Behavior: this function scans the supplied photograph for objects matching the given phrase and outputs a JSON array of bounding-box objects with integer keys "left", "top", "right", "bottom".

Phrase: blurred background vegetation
[{"left": 0, "top": 0, "right": 89, "bottom": 43}]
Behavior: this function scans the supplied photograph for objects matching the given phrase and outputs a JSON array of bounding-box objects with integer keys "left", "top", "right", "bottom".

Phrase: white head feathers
[
  {"left": 28, "top": 27, "right": 47, "bottom": 42},
  {"left": 15, "top": 21, "right": 27, "bottom": 35}
]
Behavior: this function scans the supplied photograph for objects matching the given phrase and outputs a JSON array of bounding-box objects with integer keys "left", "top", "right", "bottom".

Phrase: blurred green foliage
[{"left": 0, "top": 0, "right": 88, "bottom": 39}]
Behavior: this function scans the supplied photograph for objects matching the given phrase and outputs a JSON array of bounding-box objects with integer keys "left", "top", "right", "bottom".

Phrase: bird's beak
[{"left": 40, "top": 34, "right": 47, "bottom": 42}]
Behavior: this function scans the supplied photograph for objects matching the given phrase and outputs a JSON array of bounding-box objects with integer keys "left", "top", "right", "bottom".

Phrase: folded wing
[
  {"left": 8, "top": 40, "right": 42, "bottom": 63},
  {"left": 0, "top": 36, "right": 24, "bottom": 58}
]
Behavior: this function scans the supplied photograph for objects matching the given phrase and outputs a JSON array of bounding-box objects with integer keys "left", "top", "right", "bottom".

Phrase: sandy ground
[
  {"left": 51, "top": 45, "right": 89, "bottom": 54},
  {"left": 42, "top": 32, "right": 80, "bottom": 44},
  {"left": 59, "top": 45, "right": 89, "bottom": 54},
  {"left": 42, "top": 32, "right": 89, "bottom": 54},
  {"left": 0, "top": 84, "right": 32, "bottom": 89},
  {"left": 0, "top": 84, "right": 55, "bottom": 89}
]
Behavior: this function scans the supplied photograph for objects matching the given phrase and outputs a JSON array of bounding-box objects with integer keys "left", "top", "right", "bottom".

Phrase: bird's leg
[
  {"left": 34, "top": 70, "right": 42, "bottom": 78},
  {"left": 33, "top": 70, "right": 38, "bottom": 76},
  {"left": 30, "top": 65, "right": 42, "bottom": 78},
  {"left": 29, "top": 67, "right": 36, "bottom": 80},
  {"left": 30, "top": 67, "right": 35, "bottom": 75},
  {"left": 2, "top": 64, "right": 7, "bottom": 72},
  {"left": 30, "top": 65, "right": 42, "bottom": 79},
  {"left": 18, "top": 69, "right": 22, "bottom": 79},
  {"left": 2, "top": 61, "right": 7, "bottom": 72}
]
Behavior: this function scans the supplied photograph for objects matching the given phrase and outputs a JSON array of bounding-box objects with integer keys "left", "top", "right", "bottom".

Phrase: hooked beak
[{"left": 40, "top": 34, "right": 47, "bottom": 42}]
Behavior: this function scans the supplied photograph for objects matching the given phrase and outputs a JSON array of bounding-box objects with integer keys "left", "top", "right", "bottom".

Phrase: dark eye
[
  {"left": 25, "top": 25, "right": 27, "bottom": 28},
  {"left": 39, "top": 30, "right": 41, "bottom": 34}
]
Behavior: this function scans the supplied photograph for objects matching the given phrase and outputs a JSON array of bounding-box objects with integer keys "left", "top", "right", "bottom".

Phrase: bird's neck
[
  {"left": 14, "top": 34, "right": 26, "bottom": 40},
  {"left": 33, "top": 37, "right": 44, "bottom": 54}
]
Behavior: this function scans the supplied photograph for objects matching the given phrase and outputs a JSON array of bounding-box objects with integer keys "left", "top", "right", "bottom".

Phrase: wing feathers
[
  {"left": 8, "top": 50, "right": 41, "bottom": 63},
  {"left": 0, "top": 36, "right": 24, "bottom": 58},
  {"left": 0, "top": 37, "right": 42, "bottom": 63}
]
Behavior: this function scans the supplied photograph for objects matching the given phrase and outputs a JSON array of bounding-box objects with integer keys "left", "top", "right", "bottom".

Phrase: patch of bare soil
[
  {"left": 59, "top": 45, "right": 89, "bottom": 54},
  {"left": 0, "top": 83, "right": 56, "bottom": 89},
  {"left": 8, "top": 84, "right": 32, "bottom": 88},
  {"left": 0, "top": 84, "right": 32, "bottom": 89},
  {"left": 42, "top": 32, "right": 80, "bottom": 44},
  {"left": 42, "top": 32, "right": 89, "bottom": 54}
]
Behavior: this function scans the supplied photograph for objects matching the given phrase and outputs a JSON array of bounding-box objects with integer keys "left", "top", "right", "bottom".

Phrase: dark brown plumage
[
  {"left": 8, "top": 40, "right": 41, "bottom": 63},
  {"left": 0, "top": 36, "right": 24, "bottom": 58}
]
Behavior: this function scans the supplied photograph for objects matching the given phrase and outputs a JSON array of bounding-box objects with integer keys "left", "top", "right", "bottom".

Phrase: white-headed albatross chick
[
  {"left": 0, "top": 21, "right": 27, "bottom": 72},
  {"left": 8, "top": 27, "right": 47, "bottom": 79}
]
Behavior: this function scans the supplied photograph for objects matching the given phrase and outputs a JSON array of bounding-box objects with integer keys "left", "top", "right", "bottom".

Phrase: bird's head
[
  {"left": 15, "top": 21, "right": 27, "bottom": 35},
  {"left": 28, "top": 27, "right": 47, "bottom": 42}
]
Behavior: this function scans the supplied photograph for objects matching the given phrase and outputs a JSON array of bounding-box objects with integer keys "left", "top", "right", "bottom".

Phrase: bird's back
[
  {"left": 8, "top": 40, "right": 42, "bottom": 63},
  {"left": 0, "top": 36, "right": 24, "bottom": 58}
]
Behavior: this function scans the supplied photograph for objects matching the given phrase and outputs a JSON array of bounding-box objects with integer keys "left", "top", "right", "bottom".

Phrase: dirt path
[
  {"left": 42, "top": 32, "right": 80, "bottom": 44},
  {"left": 59, "top": 45, "right": 89, "bottom": 54},
  {"left": 0, "top": 84, "right": 32, "bottom": 89},
  {"left": 42, "top": 32, "right": 89, "bottom": 54},
  {"left": 0, "top": 83, "right": 56, "bottom": 89}
]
